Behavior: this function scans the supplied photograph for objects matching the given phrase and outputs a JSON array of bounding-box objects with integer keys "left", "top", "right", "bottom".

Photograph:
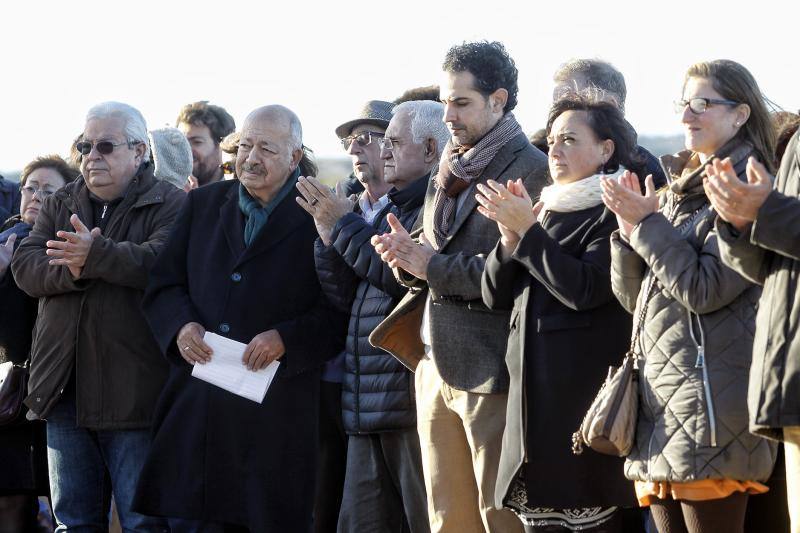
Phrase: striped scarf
[{"left": 431, "top": 113, "right": 522, "bottom": 248}]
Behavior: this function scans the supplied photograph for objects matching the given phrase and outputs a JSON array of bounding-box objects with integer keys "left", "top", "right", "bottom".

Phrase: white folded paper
[{"left": 191, "top": 332, "right": 280, "bottom": 403}]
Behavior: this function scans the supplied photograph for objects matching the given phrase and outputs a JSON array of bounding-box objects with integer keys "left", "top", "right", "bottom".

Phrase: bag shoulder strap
[{"left": 628, "top": 198, "right": 710, "bottom": 361}]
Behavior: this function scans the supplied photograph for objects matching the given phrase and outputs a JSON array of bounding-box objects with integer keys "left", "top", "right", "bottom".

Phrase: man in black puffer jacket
[{"left": 298, "top": 101, "right": 450, "bottom": 532}]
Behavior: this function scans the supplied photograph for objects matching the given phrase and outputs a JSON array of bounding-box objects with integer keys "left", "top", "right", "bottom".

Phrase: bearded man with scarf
[
  {"left": 132, "top": 105, "right": 345, "bottom": 532},
  {"left": 370, "top": 41, "right": 549, "bottom": 533}
]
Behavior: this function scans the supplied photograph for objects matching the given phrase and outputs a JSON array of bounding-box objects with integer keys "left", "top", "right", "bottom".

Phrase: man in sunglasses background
[
  {"left": 11, "top": 101, "right": 184, "bottom": 531},
  {"left": 301, "top": 98, "right": 395, "bottom": 530},
  {"left": 299, "top": 100, "right": 450, "bottom": 532},
  {"left": 335, "top": 99, "right": 394, "bottom": 198}
]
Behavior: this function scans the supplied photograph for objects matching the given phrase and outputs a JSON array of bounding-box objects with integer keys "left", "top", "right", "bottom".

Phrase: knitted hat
[
  {"left": 334, "top": 100, "right": 394, "bottom": 139},
  {"left": 148, "top": 127, "right": 193, "bottom": 189}
]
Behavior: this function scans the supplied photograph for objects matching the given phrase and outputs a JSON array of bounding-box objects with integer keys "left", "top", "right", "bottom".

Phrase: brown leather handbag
[{"left": 0, "top": 360, "right": 29, "bottom": 425}]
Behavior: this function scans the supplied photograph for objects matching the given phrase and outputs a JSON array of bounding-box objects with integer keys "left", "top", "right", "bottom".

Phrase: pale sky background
[{"left": 1, "top": 0, "right": 798, "bottom": 174}]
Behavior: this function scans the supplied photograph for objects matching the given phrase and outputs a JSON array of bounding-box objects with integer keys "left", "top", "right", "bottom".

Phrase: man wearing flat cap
[{"left": 311, "top": 99, "right": 396, "bottom": 530}]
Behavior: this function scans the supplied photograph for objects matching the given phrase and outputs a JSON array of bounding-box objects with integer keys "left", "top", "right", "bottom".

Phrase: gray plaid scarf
[{"left": 431, "top": 113, "right": 523, "bottom": 248}]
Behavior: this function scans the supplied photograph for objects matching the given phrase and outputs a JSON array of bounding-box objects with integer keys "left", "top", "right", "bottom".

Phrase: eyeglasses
[
  {"left": 75, "top": 139, "right": 140, "bottom": 155},
  {"left": 379, "top": 137, "right": 402, "bottom": 151},
  {"left": 340, "top": 131, "right": 384, "bottom": 150},
  {"left": 674, "top": 97, "right": 740, "bottom": 115},
  {"left": 20, "top": 185, "right": 56, "bottom": 200}
]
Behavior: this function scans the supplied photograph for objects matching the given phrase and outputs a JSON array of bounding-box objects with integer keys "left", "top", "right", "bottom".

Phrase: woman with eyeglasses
[
  {"left": 478, "top": 93, "right": 644, "bottom": 532},
  {"left": 601, "top": 60, "right": 778, "bottom": 533},
  {"left": 0, "top": 155, "right": 78, "bottom": 532}
]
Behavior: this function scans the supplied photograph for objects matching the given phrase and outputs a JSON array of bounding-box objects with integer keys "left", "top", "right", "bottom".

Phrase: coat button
[
  {"left": 231, "top": 272, "right": 242, "bottom": 282},
  {"left": 219, "top": 323, "right": 230, "bottom": 333}
]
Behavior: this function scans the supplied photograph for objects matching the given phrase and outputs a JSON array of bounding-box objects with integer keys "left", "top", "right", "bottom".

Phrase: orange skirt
[{"left": 635, "top": 479, "right": 769, "bottom": 506}]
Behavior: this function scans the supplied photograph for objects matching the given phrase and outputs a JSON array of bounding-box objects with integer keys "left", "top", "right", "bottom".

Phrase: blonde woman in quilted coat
[{"left": 601, "top": 60, "right": 778, "bottom": 533}]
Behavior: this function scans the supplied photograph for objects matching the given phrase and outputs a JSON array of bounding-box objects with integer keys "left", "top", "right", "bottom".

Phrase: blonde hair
[{"left": 685, "top": 60, "right": 776, "bottom": 173}]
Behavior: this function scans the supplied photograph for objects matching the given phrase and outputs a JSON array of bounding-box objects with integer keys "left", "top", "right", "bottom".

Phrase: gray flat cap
[{"left": 335, "top": 100, "right": 394, "bottom": 139}]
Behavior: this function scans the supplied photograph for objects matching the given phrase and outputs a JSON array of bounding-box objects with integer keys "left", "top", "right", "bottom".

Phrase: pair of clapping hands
[
  {"left": 369, "top": 179, "right": 543, "bottom": 277},
  {"left": 293, "top": 175, "right": 439, "bottom": 280},
  {"left": 15, "top": 213, "right": 102, "bottom": 279},
  {"left": 600, "top": 157, "right": 772, "bottom": 239}
]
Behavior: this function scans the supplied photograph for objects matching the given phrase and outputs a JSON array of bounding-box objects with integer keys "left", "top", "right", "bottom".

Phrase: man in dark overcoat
[{"left": 132, "top": 105, "right": 345, "bottom": 532}]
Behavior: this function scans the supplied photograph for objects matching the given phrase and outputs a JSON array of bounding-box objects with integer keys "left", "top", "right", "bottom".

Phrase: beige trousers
[
  {"left": 414, "top": 357, "right": 523, "bottom": 533},
  {"left": 785, "top": 426, "right": 800, "bottom": 533}
]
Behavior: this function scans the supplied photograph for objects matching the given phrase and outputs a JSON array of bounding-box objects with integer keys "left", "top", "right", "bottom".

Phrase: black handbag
[{"left": 0, "top": 360, "right": 29, "bottom": 425}]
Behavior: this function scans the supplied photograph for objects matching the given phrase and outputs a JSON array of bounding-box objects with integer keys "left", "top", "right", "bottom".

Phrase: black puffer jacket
[{"left": 315, "top": 175, "right": 427, "bottom": 434}]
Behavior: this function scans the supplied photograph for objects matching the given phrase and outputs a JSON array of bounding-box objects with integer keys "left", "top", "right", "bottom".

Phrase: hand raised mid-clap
[
  {"left": 704, "top": 156, "right": 772, "bottom": 232},
  {"left": 296, "top": 176, "right": 355, "bottom": 245},
  {"left": 46, "top": 214, "right": 101, "bottom": 278},
  {"left": 370, "top": 213, "right": 435, "bottom": 280},
  {"left": 475, "top": 178, "right": 542, "bottom": 251},
  {"left": 601, "top": 171, "right": 659, "bottom": 240}
]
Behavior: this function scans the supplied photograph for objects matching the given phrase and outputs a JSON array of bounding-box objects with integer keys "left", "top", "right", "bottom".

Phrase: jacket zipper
[
  {"left": 352, "top": 281, "right": 370, "bottom": 433},
  {"left": 638, "top": 273, "right": 657, "bottom": 481},
  {"left": 639, "top": 194, "right": 711, "bottom": 477},
  {"left": 689, "top": 310, "right": 717, "bottom": 447}
]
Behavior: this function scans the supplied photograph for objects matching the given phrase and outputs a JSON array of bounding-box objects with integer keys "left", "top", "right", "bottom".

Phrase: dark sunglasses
[
  {"left": 75, "top": 139, "right": 139, "bottom": 155},
  {"left": 340, "top": 131, "right": 384, "bottom": 150}
]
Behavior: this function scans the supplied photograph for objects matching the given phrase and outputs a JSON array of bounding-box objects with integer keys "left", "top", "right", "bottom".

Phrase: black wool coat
[
  {"left": 0, "top": 217, "right": 48, "bottom": 494},
  {"left": 482, "top": 204, "right": 636, "bottom": 509},
  {"left": 132, "top": 179, "right": 345, "bottom": 531}
]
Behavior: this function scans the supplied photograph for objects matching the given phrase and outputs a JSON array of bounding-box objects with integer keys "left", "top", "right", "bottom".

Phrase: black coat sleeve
[
  {"left": 272, "top": 290, "right": 347, "bottom": 378},
  {"left": 482, "top": 241, "right": 523, "bottom": 311},
  {"left": 141, "top": 193, "right": 203, "bottom": 365}
]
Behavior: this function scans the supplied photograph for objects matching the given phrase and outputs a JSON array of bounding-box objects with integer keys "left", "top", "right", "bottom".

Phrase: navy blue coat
[
  {"left": 0, "top": 176, "right": 20, "bottom": 222},
  {"left": 132, "top": 179, "right": 345, "bottom": 531},
  {"left": 315, "top": 177, "right": 426, "bottom": 434}
]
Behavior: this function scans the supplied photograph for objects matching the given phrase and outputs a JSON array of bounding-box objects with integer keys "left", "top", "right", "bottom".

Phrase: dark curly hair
[
  {"left": 442, "top": 41, "right": 519, "bottom": 113},
  {"left": 176, "top": 101, "right": 236, "bottom": 145},
  {"left": 546, "top": 93, "right": 645, "bottom": 177}
]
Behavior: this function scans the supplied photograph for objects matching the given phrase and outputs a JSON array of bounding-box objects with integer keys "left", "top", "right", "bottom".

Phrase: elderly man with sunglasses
[
  {"left": 298, "top": 100, "right": 450, "bottom": 533},
  {"left": 297, "top": 100, "right": 395, "bottom": 531},
  {"left": 12, "top": 101, "right": 184, "bottom": 531}
]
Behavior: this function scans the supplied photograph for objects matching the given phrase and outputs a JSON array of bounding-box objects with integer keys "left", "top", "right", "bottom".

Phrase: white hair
[
  {"left": 85, "top": 101, "right": 151, "bottom": 161},
  {"left": 288, "top": 112, "right": 303, "bottom": 152},
  {"left": 393, "top": 101, "right": 450, "bottom": 158}
]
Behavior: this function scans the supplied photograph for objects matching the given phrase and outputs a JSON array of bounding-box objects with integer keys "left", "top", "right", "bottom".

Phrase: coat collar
[
  {"left": 426, "top": 133, "right": 529, "bottom": 251},
  {"left": 57, "top": 163, "right": 166, "bottom": 223},
  {"left": 388, "top": 172, "right": 428, "bottom": 214},
  {"left": 218, "top": 178, "right": 309, "bottom": 267},
  {"left": 661, "top": 139, "right": 754, "bottom": 197}
]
